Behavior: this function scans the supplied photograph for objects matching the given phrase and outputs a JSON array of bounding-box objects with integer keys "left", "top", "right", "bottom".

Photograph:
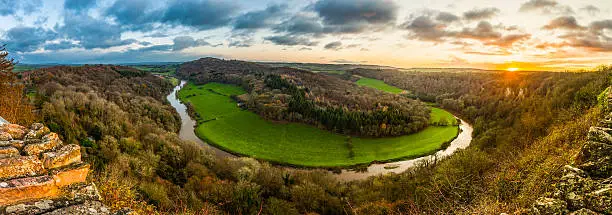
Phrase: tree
[
  {"left": 438, "top": 116, "right": 449, "bottom": 126},
  {"left": 0, "top": 44, "right": 35, "bottom": 124},
  {"left": 0, "top": 44, "right": 14, "bottom": 72}
]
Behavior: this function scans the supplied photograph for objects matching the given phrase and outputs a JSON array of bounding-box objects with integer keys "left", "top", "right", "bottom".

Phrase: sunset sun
[{"left": 507, "top": 68, "right": 519, "bottom": 72}]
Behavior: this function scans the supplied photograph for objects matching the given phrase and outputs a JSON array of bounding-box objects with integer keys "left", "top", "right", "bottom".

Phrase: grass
[
  {"left": 356, "top": 77, "right": 404, "bottom": 94},
  {"left": 430, "top": 107, "right": 457, "bottom": 124},
  {"left": 179, "top": 82, "right": 459, "bottom": 167},
  {"left": 355, "top": 77, "right": 455, "bottom": 125}
]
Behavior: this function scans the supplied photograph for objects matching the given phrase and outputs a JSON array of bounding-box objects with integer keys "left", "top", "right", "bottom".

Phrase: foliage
[{"left": 0, "top": 44, "right": 35, "bottom": 124}]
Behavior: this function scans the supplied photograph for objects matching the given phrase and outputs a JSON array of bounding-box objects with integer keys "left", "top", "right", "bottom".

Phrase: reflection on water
[
  {"left": 167, "top": 81, "right": 234, "bottom": 158},
  {"left": 168, "top": 80, "right": 473, "bottom": 181}
]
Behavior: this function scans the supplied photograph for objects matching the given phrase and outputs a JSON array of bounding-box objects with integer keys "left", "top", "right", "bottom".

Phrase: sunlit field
[{"left": 178, "top": 82, "right": 459, "bottom": 167}]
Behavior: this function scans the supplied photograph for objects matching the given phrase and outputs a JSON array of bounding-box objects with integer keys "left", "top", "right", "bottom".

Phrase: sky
[{"left": 0, "top": 0, "right": 611, "bottom": 71}]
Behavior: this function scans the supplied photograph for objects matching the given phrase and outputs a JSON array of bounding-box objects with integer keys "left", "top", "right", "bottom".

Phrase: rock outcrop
[
  {"left": 529, "top": 92, "right": 612, "bottom": 215},
  {"left": 0, "top": 123, "right": 113, "bottom": 215}
]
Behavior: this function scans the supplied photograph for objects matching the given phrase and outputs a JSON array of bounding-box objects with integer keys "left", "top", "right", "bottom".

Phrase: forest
[
  {"left": 179, "top": 58, "right": 430, "bottom": 137},
  {"left": 2, "top": 44, "right": 611, "bottom": 213}
]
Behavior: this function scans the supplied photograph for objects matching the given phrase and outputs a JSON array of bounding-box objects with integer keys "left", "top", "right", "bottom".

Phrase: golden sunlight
[{"left": 506, "top": 67, "right": 519, "bottom": 72}]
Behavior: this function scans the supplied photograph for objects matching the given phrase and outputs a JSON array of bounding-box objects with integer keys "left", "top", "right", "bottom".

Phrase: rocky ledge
[
  {"left": 0, "top": 123, "right": 120, "bottom": 215},
  {"left": 529, "top": 112, "right": 612, "bottom": 214}
]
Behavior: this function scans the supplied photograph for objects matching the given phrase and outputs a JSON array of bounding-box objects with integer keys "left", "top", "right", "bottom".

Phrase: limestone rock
[
  {"left": 23, "top": 133, "right": 62, "bottom": 156},
  {"left": 25, "top": 124, "right": 50, "bottom": 140},
  {"left": 0, "top": 176, "right": 59, "bottom": 206},
  {"left": 51, "top": 163, "right": 90, "bottom": 187},
  {"left": 30, "top": 123, "right": 44, "bottom": 131},
  {"left": 531, "top": 197, "right": 569, "bottom": 215},
  {"left": 569, "top": 208, "right": 600, "bottom": 215},
  {"left": 0, "top": 147, "right": 19, "bottom": 158},
  {"left": 0, "top": 132, "right": 11, "bottom": 141},
  {"left": 554, "top": 171, "right": 596, "bottom": 208},
  {"left": 0, "top": 124, "right": 27, "bottom": 140},
  {"left": 2, "top": 183, "right": 104, "bottom": 214},
  {"left": 0, "top": 156, "right": 44, "bottom": 180},
  {"left": 576, "top": 141, "right": 612, "bottom": 178},
  {"left": 584, "top": 187, "right": 612, "bottom": 214},
  {"left": 588, "top": 127, "right": 612, "bottom": 145},
  {"left": 42, "top": 144, "right": 81, "bottom": 169},
  {"left": 0, "top": 141, "right": 11, "bottom": 147},
  {"left": 42, "top": 201, "right": 111, "bottom": 215},
  {"left": 10, "top": 140, "right": 25, "bottom": 150}
]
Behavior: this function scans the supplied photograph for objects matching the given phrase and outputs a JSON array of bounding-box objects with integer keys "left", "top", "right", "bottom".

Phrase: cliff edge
[
  {"left": 529, "top": 88, "right": 612, "bottom": 214},
  {"left": 0, "top": 122, "right": 119, "bottom": 215}
]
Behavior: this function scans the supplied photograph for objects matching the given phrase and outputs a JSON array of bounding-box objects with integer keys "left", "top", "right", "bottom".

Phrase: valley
[
  {"left": 176, "top": 81, "right": 459, "bottom": 167},
  {"left": 170, "top": 58, "right": 461, "bottom": 168}
]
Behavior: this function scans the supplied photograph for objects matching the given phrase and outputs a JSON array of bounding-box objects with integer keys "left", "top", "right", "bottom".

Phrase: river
[{"left": 167, "top": 80, "right": 473, "bottom": 181}]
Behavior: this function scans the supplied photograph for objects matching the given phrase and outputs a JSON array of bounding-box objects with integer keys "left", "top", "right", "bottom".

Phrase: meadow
[
  {"left": 178, "top": 82, "right": 459, "bottom": 167},
  {"left": 356, "top": 77, "right": 404, "bottom": 94}
]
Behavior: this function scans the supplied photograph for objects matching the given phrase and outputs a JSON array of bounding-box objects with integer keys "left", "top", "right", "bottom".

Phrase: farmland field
[
  {"left": 356, "top": 77, "right": 404, "bottom": 94},
  {"left": 178, "top": 82, "right": 459, "bottom": 167}
]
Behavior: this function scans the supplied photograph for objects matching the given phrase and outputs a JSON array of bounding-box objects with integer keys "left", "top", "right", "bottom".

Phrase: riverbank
[{"left": 167, "top": 80, "right": 473, "bottom": 180}]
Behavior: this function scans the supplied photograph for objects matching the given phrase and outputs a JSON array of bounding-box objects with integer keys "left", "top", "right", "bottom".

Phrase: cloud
[
  {"left": 64, "top": 0, "right": 96, "bottom": 11},
  {"left": 436, "top": 12, "right": 459, "bottom": 23},
  {"left": 44, "top": 41, "right": 79, "bottom": 51},
  {"left": 519, "top": 0, "right": 573, "bottom": 15},
  {"left": 457, "top": 21, "right": 501, "bottom": 40},
  {"left": 314, "top": 0, "right": 397, "bottom": 25},
  {"left": 484, "top": 34, "right": 531, "bottom": 47},
  {"left": 162, "top": 0, "right": 238, "bottom": 30},
  {"left": 233, "top": 4, "right": 288, "bottom": 30},
  {"left": 541, "top": 19, "right": 612, "bottom": 52},
  {"left": 105, "top": 0, "right": 159, "bottom": 31},
  {"left": 589, "top": 20, "right": 612, "bottom": 32},
  {"left": 271, "top": 0, "right": 398, "bottom": 37},
  {"left": 401, "top": 15, "right": 528, "bottom": 48},
  {"left": 16, "top": 48, "right": 224, "bottom": 64},
  {"left": 324, "top": 41, "right": 342, "bottom": 50},
  {"left": 4, "top": 26, "right": 57, "bottom": 52},
  {"left": 312, "top": 0, "right": 398, "bottom": 33},
  {"left": 463, "top": 8, "right": 500, "bottom": 21},
  {"left": 580, "top": 5, "right": 600, "bottom": 16},
  {"left": 273, "top": 14, "right": 325, "bottom": 36},
  {"left": 172, "top": 36, "right": 212, "bottom": 51},
  {"left": 400, "top": 15, "right": 449, "bottom": 41},
  {"left": 264, "top": 35, "right": 318, "bottom": 46},
  {"left": 542, "top": 16, "right": 586, "bottom": 30},
  {"left": 57, "top": 13, "right": 139, "bottom": 49},
  {"left": 0, "top": 0, "right": 43, "bottom": 16}
]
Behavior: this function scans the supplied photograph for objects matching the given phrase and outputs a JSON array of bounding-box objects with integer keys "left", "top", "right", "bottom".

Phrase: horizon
[{"left": 1, "top": 0, "right": 611, "bottom": 71}]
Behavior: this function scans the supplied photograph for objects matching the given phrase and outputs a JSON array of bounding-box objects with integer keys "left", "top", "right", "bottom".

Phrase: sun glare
[{"left": 507, "top": 68, "right": 519, "bottom": 72}]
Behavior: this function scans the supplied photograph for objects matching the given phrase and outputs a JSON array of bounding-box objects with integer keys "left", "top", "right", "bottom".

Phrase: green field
[
  {"left": 179, "top": 82, "right": 459, "bottom": 167},
  {"left": 355, "top": 77, "right": 455, "bottom": 125},
  {"left": 356, "top": 77, "right": 404, "bottom": 94}
]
